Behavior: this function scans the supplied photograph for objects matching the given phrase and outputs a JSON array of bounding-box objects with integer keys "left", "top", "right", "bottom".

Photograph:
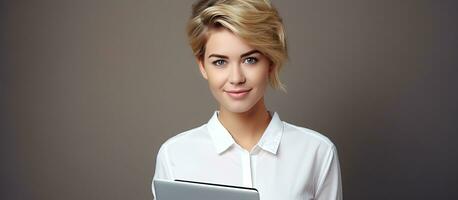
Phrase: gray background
[{"left": 1, "top": 0, "right": 457, "bottom": 199}]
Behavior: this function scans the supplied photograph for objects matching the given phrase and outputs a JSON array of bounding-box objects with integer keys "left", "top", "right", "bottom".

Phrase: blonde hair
[{"left": 187, "top": 0, "right": 287, "bottom": 91}]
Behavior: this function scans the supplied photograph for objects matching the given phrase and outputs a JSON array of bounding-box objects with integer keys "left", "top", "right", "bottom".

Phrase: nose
[{"left": 228, "top": 64, "right": 246, "bottom": 85}]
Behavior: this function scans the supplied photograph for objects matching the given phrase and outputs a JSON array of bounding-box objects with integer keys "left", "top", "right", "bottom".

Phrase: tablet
[{"left": 153, "top": 179, "right": 259, "bottom": 200}]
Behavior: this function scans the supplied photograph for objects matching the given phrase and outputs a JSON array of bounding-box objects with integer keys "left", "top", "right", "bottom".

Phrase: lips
[
  {"left": 225, "top": 89, "right": 251, "bottom": 93},
  {"left": 224, "top": 88, "right": 252, "bottom": 99}
]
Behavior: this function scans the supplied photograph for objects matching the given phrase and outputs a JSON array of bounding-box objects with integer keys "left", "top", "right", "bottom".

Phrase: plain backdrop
[{"left": 1, "top": 0, "right": 457, "bottom": 199}]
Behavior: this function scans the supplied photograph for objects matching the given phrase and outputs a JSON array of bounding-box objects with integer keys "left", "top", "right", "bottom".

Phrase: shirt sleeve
[
  {"left": 315, "top": 144, "right": 343, "bottom": 200},
  {"left": 152, "top": 144, "right": 173, "bottom": 200}
]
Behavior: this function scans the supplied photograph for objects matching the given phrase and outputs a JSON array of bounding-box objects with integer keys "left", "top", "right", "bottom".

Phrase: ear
[
  {"left": 269, "top": 61, "right": 274, "bottom": 73},
  {"left": 197, "top": 58, "right": 208, "bottom": 80}
]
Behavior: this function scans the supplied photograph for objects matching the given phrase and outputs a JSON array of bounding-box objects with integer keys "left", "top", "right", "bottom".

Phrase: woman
[{"left": 152, "top": 0, "right": 342, "bottom": 199}]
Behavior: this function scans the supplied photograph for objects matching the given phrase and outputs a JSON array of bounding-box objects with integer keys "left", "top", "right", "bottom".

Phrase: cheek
[
  {"left": 207, "top": 71, "right": 226, "bottom": 89},
  {"left": 248, "top": 67, "right": 270, "bottom": 87}
]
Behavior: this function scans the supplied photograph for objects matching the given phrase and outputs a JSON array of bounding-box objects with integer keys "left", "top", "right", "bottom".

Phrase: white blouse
[{"left": 152, "top": 111, "right": 342, "bottom": 200}]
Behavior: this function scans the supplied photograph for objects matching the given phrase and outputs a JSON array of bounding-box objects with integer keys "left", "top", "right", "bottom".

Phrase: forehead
[{"left": 204, "top": 28, "right": 254, "bottom": 57}]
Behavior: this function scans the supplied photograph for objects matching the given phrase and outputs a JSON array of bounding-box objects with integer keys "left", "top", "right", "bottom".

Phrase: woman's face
[{"left": 198, "top": 28, "right": 271, "bottom": 113}]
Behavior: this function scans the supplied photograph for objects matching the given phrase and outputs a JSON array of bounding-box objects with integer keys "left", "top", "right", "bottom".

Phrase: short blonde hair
[{"left": 187, "top": 0, "right": 288, "bottom": 91}]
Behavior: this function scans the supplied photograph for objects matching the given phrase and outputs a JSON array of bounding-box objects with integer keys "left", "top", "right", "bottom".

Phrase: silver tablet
[{"left": 153, "top": 179, "right": 259, "bottom": 200}]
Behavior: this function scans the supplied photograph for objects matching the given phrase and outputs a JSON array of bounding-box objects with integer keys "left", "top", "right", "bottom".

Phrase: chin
[
  {"left": 225, "top": 107, "right": 251, "bottom": 113},
  {"left": 220, "top": 101, "right": 257, "bottom": 114},
  {"left": 214, "top": 90, "right": 265, "bottom": 114}
]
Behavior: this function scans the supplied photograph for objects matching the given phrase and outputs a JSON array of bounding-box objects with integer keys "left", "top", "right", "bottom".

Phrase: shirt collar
[{"left": 207, "top": 110, "right": 284, "bottom": 155}]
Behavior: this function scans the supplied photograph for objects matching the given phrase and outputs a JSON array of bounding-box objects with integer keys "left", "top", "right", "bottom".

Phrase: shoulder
[
  {"left": 158, "top": 124, "right": 211, "bottom": 155},
  {"left": 281, "top": 121, "right": 336, "bottom": 151}
]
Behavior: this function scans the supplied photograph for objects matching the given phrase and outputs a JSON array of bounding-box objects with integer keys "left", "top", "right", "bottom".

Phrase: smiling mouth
[
  {"left": 224, "top": 89, "right": 252, "bottom": 99},
  {"left": 225, "top": 89, "right": 252, "bottom": 93}
]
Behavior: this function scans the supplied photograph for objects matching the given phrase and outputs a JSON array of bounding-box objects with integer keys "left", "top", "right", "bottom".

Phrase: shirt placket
[
  {"left": 240, "top": 146, "right": 261, "bottom": 188},
  {"left": 241, "top": 149, "right": 252, "bottom": 187}
]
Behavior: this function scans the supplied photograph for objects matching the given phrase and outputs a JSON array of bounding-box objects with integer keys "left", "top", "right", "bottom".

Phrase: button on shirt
[{"left": 152, "top": 111, "right": 342, "bottom": 200}]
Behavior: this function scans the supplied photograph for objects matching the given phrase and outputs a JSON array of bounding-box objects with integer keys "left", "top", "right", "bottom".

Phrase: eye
[
  {"left": 212, "top": 59, "right": 227, "bottom": 67},
  {"left": 243, "top": 57, "right": 258, "bottom": 65}
]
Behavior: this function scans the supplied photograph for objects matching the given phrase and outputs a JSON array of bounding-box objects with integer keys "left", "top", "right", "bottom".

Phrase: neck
[{"left": 218, "top": 98, "right": 272, "bottom": 151}]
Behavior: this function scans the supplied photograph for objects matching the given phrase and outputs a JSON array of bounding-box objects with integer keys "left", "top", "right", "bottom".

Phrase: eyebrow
[{"left": 208, "top": 50, "right": 261, "bottom": 59}]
